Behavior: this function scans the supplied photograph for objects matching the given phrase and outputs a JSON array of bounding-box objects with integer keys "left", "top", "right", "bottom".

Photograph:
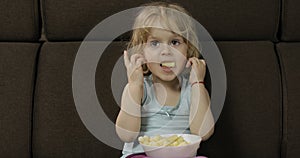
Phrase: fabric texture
[
  {"left": 33, "top": 42, "right": 123, "bottom": 158},
  {"left": 0, "top": 43, "right": 40, "bottom": 157},
  {"left": 281, "top": 0, "right": 300, "bottom": 41},
  {"left": 198, "top": 41, "right": 281, "bottom": 158},
  {"left": 41, "top": 0, "right": 279, "bottom": 41},
  {"left": 0, "top": 0, "right": 40, "bottom": 41}
]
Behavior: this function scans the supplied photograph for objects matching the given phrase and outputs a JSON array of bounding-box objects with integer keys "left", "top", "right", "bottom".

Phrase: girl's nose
[{"left": 160, "top": 44, "right": 172, "bottom": 56}]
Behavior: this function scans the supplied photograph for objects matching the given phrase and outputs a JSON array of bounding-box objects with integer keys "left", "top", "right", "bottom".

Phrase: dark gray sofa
[{"left": 0, "top": 0, "right": 299, "bottom": 157}]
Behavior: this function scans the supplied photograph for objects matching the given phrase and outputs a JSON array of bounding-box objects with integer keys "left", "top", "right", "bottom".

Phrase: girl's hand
[
  {"left": 124, "top": 50, "right": 146, "bottom": 85},
  {"left": 186, "top": 57, "right": 206, "bottom": 84}
]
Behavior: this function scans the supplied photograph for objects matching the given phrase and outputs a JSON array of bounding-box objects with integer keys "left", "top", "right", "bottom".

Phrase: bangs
[{"left": 136, "top": 6, "right": 189, "bottom": 37}]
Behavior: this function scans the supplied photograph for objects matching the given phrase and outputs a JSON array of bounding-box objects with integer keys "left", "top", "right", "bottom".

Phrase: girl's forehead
[{"left": 147, "top": 28, "right": 182, "bottom": 39}]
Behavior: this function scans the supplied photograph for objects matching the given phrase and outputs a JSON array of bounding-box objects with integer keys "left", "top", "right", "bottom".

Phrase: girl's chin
[
  {"left": 148, "top": 65, "right": 184, "bottom": 81},
  {"left": 154, "top": 73, "right": 178, "bottom": 82}
]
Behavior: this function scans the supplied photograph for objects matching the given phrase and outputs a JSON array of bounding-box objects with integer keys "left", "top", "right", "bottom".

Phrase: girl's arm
[
  {"left": 115, "top": 83, "right": 143, "bottom": 142},
  {"left": 189, "top": 83, "right": 214, "bottom": 141},
  {"left": 115, "top": 51, "right": 146, "bottom": 142},
  {"left": 187, "top": 57, "right": 214, "bottom": 141}
]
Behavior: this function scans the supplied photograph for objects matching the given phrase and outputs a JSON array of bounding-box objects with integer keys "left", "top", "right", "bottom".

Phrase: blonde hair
[{"left": 127, "top": 2, "right": 200, "bottom": 73}]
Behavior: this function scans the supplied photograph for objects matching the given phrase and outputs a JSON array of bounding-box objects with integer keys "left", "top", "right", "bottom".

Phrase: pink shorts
[{"left": 126, "top": 153, "right": 208, "bottom": 158}]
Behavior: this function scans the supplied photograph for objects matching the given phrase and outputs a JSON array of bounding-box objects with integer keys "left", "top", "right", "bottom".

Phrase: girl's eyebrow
[
  {"left": 148, "top": 34, "right": 182, "bottom": 40},
  {"left": 147, "top": 36, "right": 156, "bottom": 39}
]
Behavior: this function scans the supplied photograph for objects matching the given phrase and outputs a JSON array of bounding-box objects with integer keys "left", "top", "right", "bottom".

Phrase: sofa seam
[
  {"left": 30, "top": 42, "right": 44, "bottom": 158},
  {"left": 273, "top": 0, "right": 281, "bottom": 42},
  {"left": 275, "top": 0, "right": 282, "bottom": 42},
  {"left": 274, "top": 43, "right": 288, "bottom": 158},
  {"left": 40, "top": 0, "right": 48, "bottom": 42},
  {"left": 26, "top": 43, "right": 41, "bottom": 158},
  {"left": 31, "top": 0, "right": 38, "bottom": 41},
  {"left": 274, "top": 43, "right": 283, "bottom": 158},
  {"left": 281, "top": 0, "right": 288, "bottom": 41}
]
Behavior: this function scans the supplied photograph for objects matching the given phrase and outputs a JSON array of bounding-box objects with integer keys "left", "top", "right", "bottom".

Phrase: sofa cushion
[
  {"left": 281, "top": 0, "right": 300, "bottom": 41},
  {"left": 198, "top": 41, "right": 281, "bottom": 158},
  {"left": 42, "top": 0, "right": 279, "bottom": 41},
  {"left": 0, "top": 43, "right": 40, "bottom": 157},
  {"left": 33, "top": 42, "right": 124, "bottom": 157},
  {"left": 33, "top": 41, "right": 281, "bottom": 157},
  {"left": 0, "top": 0, "right": 40, "bottom": 41},
  {"left": 276, "top": 43, "right": 300, "bottom": 157}
]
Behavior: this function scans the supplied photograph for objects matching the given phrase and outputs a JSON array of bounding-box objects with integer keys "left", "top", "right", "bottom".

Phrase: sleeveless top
[{"left": 121, "top": 74, "right": 192, "bottom": 158}]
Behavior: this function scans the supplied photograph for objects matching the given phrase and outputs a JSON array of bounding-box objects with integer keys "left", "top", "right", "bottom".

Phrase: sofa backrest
[
  {"left": 281, "top": 0, "right": 300, "bottom": 41},
  {"left": 33, "top": 0, "right": 283, "bottom": 158},
  {"left": 277, "top": 1, "right": 300, "bottom": 157},
  {"left": 41, "top": 0, "right": 279, "bottom": 41},
  {"left": 1, "top": 0, "right": 299, "bottom": 158},
  {"left": 0, "top": 0, "right": 40, "bottom": 41},
  {"left": 0, "top": 0, "right": 40, "bottom": 157}
]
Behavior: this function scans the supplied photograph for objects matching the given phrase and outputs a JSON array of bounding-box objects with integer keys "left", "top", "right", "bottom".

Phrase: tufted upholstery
[{"left": 0, "top": 0, "right": 299, "bottom": 158}]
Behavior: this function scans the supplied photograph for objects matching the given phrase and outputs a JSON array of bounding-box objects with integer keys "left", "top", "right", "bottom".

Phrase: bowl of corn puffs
[{"left": 138, "top": 134, "right": 201, "bottom": 158}]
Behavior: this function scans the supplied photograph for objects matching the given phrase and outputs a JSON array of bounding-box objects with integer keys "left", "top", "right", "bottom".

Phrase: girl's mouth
[
  {"left": 160, "top": 62, "right": 175, "bottom": 73},
  {"left": 160, "top": 62, "right": 175, "bottom": 68}
]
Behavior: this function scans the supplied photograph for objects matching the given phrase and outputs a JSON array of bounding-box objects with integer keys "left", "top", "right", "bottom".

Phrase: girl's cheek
[
  {"left": 144, "top": 53, "right": 158, "bottom": 63},
  {"left": 144, "top": 53, "right": 151, "bottom": 61},
  {"left": 146, "top": 63, "right": 154, "bottom": 71},
  {"left": 178, "top": 60, "right": 186, "bottom": 70}
]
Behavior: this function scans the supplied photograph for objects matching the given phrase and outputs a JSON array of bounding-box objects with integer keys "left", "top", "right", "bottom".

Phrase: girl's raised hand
[
  {"left": 186, "top": 57, "right": 206, "bottom": 84},
  {"left": 124, "top": 50, "right": 147, "bottom": 86}
]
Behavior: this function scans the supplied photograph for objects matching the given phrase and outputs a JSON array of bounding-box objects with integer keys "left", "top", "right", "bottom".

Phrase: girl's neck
[{"left": 152, "top": 75, "right": 181, "bottom": 91}]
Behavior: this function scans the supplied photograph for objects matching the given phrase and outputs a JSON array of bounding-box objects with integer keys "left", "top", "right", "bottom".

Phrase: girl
[{"left": 116, "top": 2, "right": 214, "bottom": 158}]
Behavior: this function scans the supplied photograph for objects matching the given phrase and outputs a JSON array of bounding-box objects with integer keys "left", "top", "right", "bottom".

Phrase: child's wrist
[
  {"left": 128, "top": 81, "right": 143, "bottom": 87},
  {"left": 191, "top": 81, "right": 205, "bottom": 87}
]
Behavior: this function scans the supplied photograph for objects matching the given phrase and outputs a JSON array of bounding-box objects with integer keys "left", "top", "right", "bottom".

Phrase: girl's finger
[
  {"left": 195, "top": 58, "right": 201, "bottom": 65},
  {"left": 199, "top": 59, "right": 206, "bottom": 66},
  {"left": 136, "top": 58, "right": 147, "bottom": 67},
  {"left": 185, "top": 58, "right": 193, "bottom": 68},
  {"left": 130, "top": 54, "right": 141, "bottom": 64},
  {"left": 190, "top": 58, "right": 199, "bottom": 68},
  {"left": 123, "top": 50, "right": 130, "bottom": 67}
]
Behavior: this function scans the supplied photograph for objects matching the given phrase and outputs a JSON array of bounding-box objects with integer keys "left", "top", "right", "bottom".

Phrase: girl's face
[{"left": 143, "top": 28, "right": 188, "bottom": 82}]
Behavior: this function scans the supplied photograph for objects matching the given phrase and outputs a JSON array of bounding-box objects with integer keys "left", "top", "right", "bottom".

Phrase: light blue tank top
[{"left": 121, "top": 74, "right": 191, "bottom": 158}]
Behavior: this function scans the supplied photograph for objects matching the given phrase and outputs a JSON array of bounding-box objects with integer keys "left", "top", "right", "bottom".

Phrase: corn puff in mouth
[{"left": 160, "top": 62, "right": 175, "bottom": 68}]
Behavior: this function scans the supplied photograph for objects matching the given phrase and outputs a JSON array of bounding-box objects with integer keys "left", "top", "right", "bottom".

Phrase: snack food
[
  {"left": 161, "top": 62, "right": 175, "bottom": 68},
  {"left": 138, "top": 135, "right": 189, "bottom": 147}
]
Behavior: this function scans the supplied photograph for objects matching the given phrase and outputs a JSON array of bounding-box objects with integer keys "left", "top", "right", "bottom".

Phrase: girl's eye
[
  {"left": 149, "top": 40, "right": 160, "bottom": 47},
  {"left": 170, "top": 40, "right": 181, "bottom": 46}
]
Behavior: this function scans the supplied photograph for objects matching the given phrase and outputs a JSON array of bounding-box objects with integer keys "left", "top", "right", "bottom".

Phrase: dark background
[{"left": 0, "top": 0, "right": 299, "bottom": 157}]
